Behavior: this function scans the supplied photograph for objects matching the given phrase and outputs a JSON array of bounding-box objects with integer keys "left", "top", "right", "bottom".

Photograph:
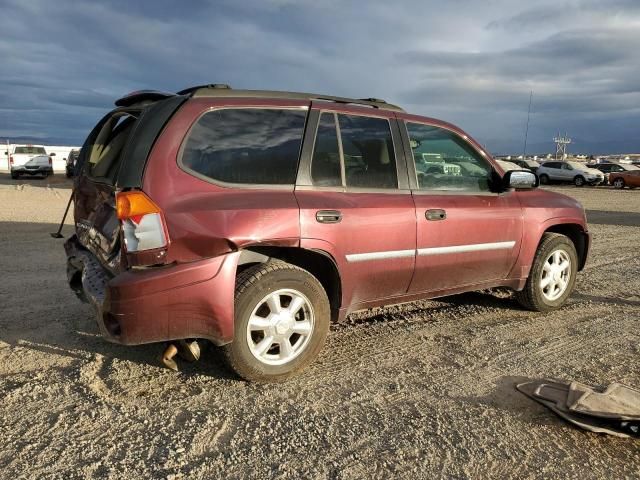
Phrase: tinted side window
[
  {"left": 182, "top": 108, "right": 307, "bottom": 185},
  {"left": 311, "top": 113, "right": 341, "bottom": 187},
  {"left": 406, "top": 122, "right": 491, "bottom": 192},
  {"left": 544, "top": 162, "right": 560, "bottom": 169},
  {"left": 338, "top": 114, "right": 397, "bottom": 189}
]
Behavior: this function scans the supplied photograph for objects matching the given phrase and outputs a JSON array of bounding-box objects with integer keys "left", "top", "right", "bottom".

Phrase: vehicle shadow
[
  {"left": 572, "top": 292, "right": 640, "bottom": 307},
  {"left": 342, "top": 290, "right": 518, "bottom": 328},
  {"left": 0, "top": 173, "right": 74, "bottom": 190}
]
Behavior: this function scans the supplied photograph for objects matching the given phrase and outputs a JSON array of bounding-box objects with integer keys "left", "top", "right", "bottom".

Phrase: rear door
[
  {"left": 295, "top": 105, "right": 416, "bottom": 309},
  {"left": 399, "top": 119, "right": 523, "bottom": 294}
]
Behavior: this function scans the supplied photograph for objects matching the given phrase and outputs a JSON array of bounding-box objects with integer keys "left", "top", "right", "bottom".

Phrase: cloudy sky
[{"left": 1, "top": 0, "right": 639, "bottom": 154}]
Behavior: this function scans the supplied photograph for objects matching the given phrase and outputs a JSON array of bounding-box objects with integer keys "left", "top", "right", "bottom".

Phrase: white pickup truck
[{"left": 7, "top": 145, "right": 54, "bottom": 179}]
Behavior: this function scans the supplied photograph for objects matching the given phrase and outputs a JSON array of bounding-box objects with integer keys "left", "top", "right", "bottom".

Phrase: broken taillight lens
[{"left": 116, "top": 191, "right": 168, "bottom": 253}]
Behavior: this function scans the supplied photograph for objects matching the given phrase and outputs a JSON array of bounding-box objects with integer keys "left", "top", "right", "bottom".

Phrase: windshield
[
  {"left": 14, "top": 146, "right": 46, "bottom": 155},
  {"left": 623, "top": 164, "right": 640, "bottom": 171}
]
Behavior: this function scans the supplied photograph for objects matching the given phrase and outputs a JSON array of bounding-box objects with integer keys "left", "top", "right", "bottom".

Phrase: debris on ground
[{"left": 517, "top": 379, "right": 640, "bottom": 438}]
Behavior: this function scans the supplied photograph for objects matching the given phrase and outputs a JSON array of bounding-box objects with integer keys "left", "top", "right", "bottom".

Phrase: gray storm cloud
[{"left": 0, "top": 0, "right": 638, "bottom": 153}]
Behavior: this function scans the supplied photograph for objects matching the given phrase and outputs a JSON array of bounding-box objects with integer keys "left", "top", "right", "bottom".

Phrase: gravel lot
[{"left": 0, "top": 176, "right": 638, "bottom": 479}]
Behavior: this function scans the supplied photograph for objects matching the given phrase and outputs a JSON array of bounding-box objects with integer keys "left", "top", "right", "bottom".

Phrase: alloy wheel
[
  {"left": 539, "top": 249, "right": 571, "bottom": 301},
  {"left": 246, "top": 288, "right": 315, "bottom": 366}
]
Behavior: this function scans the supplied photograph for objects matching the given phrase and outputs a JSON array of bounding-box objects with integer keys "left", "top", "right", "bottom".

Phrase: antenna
[
  {"left": 523, "top": 91, "right": 533, "bottom": 159},
  {"left": 553, "top": 132, "right": 572, "bottom": 160}
]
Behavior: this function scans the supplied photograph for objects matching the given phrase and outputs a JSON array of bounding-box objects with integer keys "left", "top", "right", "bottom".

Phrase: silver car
[{"left": 537, "top": 160, "right": 604, "bottom": 187}]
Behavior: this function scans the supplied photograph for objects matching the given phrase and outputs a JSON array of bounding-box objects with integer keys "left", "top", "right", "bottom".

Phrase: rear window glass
[
  {"left": 14, "top": 146, "right": 46, "bottom": 155},
  {"left": 86, "top": 113, "right": 138, "bottom": 182},
  {"left": 181, "top": 108, "right": 307, "bottom": 185}
]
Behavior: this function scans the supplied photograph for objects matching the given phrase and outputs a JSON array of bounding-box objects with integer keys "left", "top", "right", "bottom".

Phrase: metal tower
[{"left": 554, "top": 133, "right": 571, "bottom": 160}]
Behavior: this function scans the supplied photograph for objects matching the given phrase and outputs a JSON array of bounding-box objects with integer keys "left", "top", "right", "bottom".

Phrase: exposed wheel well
[
  {"left": 544, "top": 224, "right": 588, "bottom": 270},
  {"left": 237, "top": 247, "right": 342, "bottom": 321}
]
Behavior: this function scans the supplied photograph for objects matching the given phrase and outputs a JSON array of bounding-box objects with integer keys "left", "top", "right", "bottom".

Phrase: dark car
[
  {"left": 65, "top": 149, "right": 80, "bottom": 178},
  {"left": 511, "top": 158, "right": 541, "bottom": 173},
  {"left": 64, "top": 85, "right": 591, "bottom": 381}
]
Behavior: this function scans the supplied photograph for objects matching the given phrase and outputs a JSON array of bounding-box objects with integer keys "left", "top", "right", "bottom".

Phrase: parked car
[
  {"left": 537, "top": 161, "right": 604, "bottom": 186},
  {"left": 64, "top": 86, "right": 591, "bottom": 382},
  {"left": 511, "top": 158, "right": 541, "bottom": 173},
  {"left": 7, "top": 145, "right": 54, "bottom": 179},
  {"left": 65, "top": 149, "right": 80, "bottom": 178},
  {"left": 586, "top": 161, "right": 627, "bottom": 185},
  {"left": 496, "top": 160, "right": 522, "bottom": 172},
  {"left": 608, "top": 164, "right": 640, "bottom": 189}
]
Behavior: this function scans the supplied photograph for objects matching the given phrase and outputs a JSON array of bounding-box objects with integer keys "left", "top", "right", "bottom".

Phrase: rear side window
[
  {"left": 14, "top": 146, "right": 46, "bottom": 155},
  {"left": 339, "top": 114, "right": 397, "bottom": 189},
  {"left": 181, "top": 108, "right": 307, "bottom": 186},
  {"left": 544, "top": 162, "right": 561, "bottom": 169},
  {"left": 311, "top": 113, "right": 342, "bottom": 187}
]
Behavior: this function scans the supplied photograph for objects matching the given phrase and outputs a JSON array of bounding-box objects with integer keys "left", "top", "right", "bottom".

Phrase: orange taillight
[{"left": 116, "top": 191, "right": 161, "bottom": 220}]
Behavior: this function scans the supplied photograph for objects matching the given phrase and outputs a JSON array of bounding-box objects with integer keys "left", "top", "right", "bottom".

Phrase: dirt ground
[{"left": 0, "top": 176, "right": 638, "bottom": 479}]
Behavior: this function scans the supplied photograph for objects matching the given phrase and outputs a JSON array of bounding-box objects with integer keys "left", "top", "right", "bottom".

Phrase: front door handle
[
  {"left": 425, "top": 209, "right": 446, "bottom": 221},
  {"left": 316, "top": 210, "right": 342, "bottom": 224}
]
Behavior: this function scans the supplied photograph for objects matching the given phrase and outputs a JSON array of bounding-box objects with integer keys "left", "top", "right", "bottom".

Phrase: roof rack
[{"left": 184, "top": 85, "right": 404, "bottom": 112}]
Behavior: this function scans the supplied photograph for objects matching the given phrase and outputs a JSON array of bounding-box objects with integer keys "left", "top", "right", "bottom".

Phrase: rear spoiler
[
  {"left": 114, "top": 90, "right": 175, "bottom": 107},
  {"left": 115, "top": 84, "right": 231, "bottom": 107}
]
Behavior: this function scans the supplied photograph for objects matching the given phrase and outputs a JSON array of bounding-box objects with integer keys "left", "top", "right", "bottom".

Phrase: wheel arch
[
  {"left": 238, "top": 246, "right": 342, "bottom": 321},
  {"left": 543, "top": 223, "right": 588, "bottom": 271}
]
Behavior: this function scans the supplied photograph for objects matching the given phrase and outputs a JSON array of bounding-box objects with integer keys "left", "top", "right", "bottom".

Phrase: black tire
[
  {"left": 10, "top": 172, "right": 19, "bottom": 180},
  {"left": 224, "top": 260, "right": 330, "bottom": 382},
  {"left": 515, "top": 233, "right": 578, "bottom": 312},
  {"left": 539, "top": 174, "right": 549, "bottom": 185},
  {"left": 574, "top": 175, "right": 585, "bottom": 187},
  {"left": 613, "top": 178, "right": 625, "bottom": 189}
]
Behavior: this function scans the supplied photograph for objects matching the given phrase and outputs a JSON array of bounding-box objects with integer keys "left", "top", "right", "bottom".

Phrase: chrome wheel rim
[
  {"left": 575, "top": 177, "right": 584, "bottom": 186},
  {"left": 614, "top": 179, "right": 624, "bottom": 188},
  {"left": 246, "top": 288, "right": 314, "bottom": 366},
  {"left": 540, "top": 249, "right": 571, "bottom": 301}
]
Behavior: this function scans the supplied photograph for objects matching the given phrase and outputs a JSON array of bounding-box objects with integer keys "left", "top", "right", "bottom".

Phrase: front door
[
  {"left": 295, "top": 106, "right": 416, "bottom": 308},
  {"left": 399, "top": 120, "right": 523, "bottom": 294}
]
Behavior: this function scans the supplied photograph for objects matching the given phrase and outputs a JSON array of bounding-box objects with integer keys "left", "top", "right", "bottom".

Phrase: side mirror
[
  {"left": 50, "top": 152, "right": 56, "bottom": 156},
  {"left": 503, "top": 170, "right": 538, "bottom": 190},
  {"left": 4, "top": 151, "right": 7, "bottom": 155}
]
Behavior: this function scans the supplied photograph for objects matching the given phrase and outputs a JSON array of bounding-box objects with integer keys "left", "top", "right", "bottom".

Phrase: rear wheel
[
  {"left": 613, "top": 178, "right": 625, "bottom": 189},
  {"left": 539, "top": 174, "right": 549, "bottom": 185},
  {"left": 515, "top": 233, "right": 578, "bottom": 312},
  {"left": 574, "top": 175, "right": 585, "bottom": 187},
  {"left": 224, "top": 260, "right": 330, "bottom": 382}
]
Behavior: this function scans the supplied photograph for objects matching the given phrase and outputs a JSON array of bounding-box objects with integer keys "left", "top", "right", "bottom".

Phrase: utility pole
[{"left": 522, "top": 90, "right": 533, "bottom": 159}]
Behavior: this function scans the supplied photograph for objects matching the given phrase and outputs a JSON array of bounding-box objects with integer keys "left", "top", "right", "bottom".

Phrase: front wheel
[
  {"left": 224, "top": 260, "right": 330, "bottom": 382},
  {"left": 613, "top": 178, "right": 625, "bottom": 189},
  {"left": 574, "top": 175, "right": 585, "bottom": 187},
  {"left": 10, "top": 172, "right": 19, "bottom": 180},
  {"left": 515, "top": 233, "right": 578, "bottom": 312},
  {"left": 539, "top": 174, "right": 550, "bottom": 185}
]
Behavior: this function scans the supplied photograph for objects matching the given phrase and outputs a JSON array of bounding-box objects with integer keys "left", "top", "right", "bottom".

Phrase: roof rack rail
[
  {"left": 177, "top": 84, "right": 231, "bottom": 96},
  {"left": 190, "top": 86, "right": 404, "bottom": 112}
]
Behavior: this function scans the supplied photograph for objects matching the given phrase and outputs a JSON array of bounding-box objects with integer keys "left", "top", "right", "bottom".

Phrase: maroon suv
[{"left": 64, "top": 85, "right": 590, "bottom": 382}]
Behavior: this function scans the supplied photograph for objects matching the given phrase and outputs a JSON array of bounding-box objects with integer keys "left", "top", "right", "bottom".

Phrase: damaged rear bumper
[{"left": 64, "top": 235, "right": 237, "bottom": 346}]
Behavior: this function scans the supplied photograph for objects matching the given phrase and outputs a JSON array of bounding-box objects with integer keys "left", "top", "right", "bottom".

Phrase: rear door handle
[
  {"left": 425, "top": 209, "right": 446, "bottom": 221},
  {"left": 316, "top": 210, "right": 342, "bottom": 224}
]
